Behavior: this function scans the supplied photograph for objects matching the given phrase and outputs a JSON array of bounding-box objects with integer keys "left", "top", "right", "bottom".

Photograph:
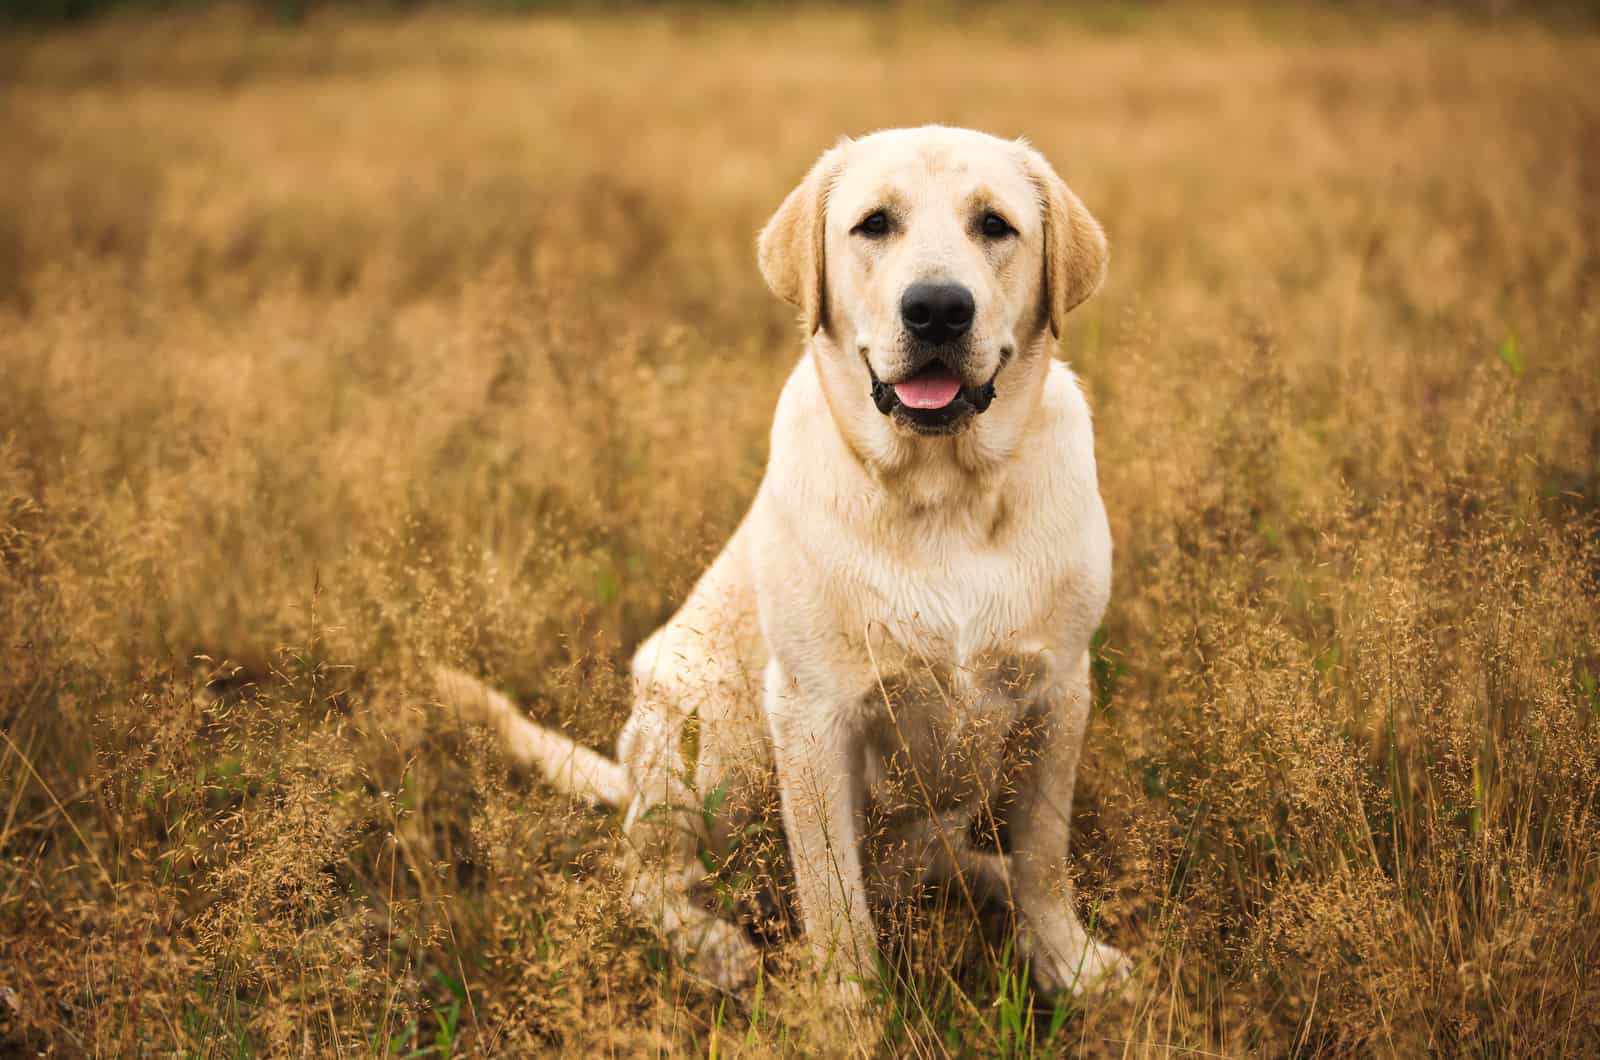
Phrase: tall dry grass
[{"left": 1, "top": 7, "right": 1598, "bottom": 1055}]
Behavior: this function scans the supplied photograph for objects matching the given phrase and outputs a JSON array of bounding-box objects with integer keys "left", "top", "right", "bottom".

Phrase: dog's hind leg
[
  {"left": 617, "top": 629, "right": 763, "bottom": 992},
  {"left": 432, "top": 658, "right": 758, "bottom": 988}
]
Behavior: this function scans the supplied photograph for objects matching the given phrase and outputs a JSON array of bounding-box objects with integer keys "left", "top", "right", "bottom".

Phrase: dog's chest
[
  {"left": 843, "top": 497, "right": 1074, "bottom": 817},
  {"left": 855, "top": 503, "right": 1056, "bottom": 664}
]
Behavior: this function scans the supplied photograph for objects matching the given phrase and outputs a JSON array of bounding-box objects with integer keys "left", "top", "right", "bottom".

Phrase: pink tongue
[{"left": 893, "top": 367, "right": 963, "bottom": 410}]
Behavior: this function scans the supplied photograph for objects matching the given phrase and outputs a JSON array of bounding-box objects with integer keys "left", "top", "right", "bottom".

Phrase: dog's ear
[
  {"left": 758, "top": 144, "right": 845, "bottom": 336},
  {"left": 1023, "top": 145, "right": 1108, "bottom": 338}
]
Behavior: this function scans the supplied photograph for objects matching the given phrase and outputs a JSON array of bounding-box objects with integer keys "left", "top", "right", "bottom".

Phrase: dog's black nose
[{"left": 900, "top": 283, "right": 975, "bottom": 345}]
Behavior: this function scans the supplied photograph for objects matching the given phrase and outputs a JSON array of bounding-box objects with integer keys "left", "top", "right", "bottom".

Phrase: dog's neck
[{"left": 806, "top": 334, "right": 1055, "bottom": 512}]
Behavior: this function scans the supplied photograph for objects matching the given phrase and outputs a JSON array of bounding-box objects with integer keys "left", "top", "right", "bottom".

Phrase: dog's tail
[{"left": 431, "top": 666, "right": 633, "bottom": 808}]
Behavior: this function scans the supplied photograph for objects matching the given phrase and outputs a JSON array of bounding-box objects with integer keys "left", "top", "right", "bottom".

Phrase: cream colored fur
[{"left": 436, "top": 125, "right": 1127, "bottom": 1004}]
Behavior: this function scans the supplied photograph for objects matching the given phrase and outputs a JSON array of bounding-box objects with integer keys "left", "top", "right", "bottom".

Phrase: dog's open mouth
[
  {"left": 869, "top": 359, "right": 997, "bottom": 434},
  {"left": 893, "top": 363, "right": 965, "bottom": 410}
]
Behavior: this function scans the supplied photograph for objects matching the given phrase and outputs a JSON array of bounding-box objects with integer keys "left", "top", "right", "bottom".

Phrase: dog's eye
[
  {"left": 980, "top": 212, "right": 1016, "bottom": 239},
  {"left": 852, "top": 211, "right": 890, "bottom": 238}
]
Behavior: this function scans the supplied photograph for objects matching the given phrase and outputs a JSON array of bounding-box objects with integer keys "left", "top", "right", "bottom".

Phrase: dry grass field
[{"left": 2, "top": 5, "right": 1599, "bottom": 1055}]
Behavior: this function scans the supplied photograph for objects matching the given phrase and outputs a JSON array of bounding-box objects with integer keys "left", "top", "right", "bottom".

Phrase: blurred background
[{"left": 1, "top": 2, "right": 1597, "bottom": 1056}]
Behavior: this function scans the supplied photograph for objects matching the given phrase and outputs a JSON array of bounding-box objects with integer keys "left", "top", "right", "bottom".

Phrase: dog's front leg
[
  {"left": 763, "top": 658, "right": 876, "bottom": 1001},
  {"left": 1006, "top": 650, "right": 1128, "bottom": 996}
]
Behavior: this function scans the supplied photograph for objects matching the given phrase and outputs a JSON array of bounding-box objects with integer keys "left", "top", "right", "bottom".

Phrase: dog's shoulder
[
  {"left": 1020, "top": 359, "right": 1112, "bottom": 629},
  {"left": 1034, "top": 359, "right": 1099, "bottom": 475}
]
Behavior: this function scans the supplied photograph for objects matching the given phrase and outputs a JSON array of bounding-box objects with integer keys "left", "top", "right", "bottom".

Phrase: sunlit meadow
[{"left": 1, "top": 5, "right": 1598, "bottom": 1055}]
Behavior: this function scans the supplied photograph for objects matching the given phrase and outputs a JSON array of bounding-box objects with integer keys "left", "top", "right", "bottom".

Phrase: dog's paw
[{"left": 1020, "top": 930, "right": 1130, "bottom": 998}]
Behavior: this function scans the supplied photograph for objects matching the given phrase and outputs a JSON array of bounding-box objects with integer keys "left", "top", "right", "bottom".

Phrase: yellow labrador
[{"left": 437, "top": 125, "right": 1126, "bottom": 1003}]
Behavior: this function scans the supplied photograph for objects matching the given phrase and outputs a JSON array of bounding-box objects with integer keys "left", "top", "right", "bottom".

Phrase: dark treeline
[
  {"left": 6, "top": 0, "right": 1599, "bottom": 29},
  {"left": 8, "top": 0, "right": 819, "bottom": 24}
]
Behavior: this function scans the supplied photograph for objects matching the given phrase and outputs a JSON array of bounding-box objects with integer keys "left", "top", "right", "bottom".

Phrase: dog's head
[{"left": 759, "top": 126, "right": 1106, "bottom": 438}]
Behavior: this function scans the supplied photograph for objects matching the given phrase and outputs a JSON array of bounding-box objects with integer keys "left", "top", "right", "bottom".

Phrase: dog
[{"left": 436, "top": 125, "right": 1127, "bottom": 1005}]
